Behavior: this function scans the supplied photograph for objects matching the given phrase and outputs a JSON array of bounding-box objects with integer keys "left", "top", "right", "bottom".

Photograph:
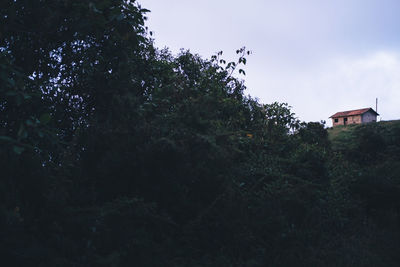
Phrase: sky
[{"left": 139, "top": 0, "right": 400, "bottom": 125}]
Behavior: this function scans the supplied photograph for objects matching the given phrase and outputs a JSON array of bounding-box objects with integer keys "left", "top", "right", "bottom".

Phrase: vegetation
[{"left": 1, "top": 1, "right": 400, "bottom": 266}]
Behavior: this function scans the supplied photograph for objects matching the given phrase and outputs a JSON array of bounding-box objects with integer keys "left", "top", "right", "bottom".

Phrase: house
[{"left": 330, "top": 108, "right": 379, "bottom": 127}]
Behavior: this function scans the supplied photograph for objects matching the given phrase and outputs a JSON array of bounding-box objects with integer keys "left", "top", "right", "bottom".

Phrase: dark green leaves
[
  {"left": 12, "top": 146, "right": 25, "bottom": 154},
  {"left": 0, "top": 136, "right": 16, "bottom": 143},
  {"left": 39, "top": 113, "right": 51, "bottom": 125},
  {"left": 1, "top": 1, "right": 399, "bottom": 266}
]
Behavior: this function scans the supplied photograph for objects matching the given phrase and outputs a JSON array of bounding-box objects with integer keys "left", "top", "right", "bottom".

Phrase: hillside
[
  {"left": 328, "top": 120, "right": 400, "bottom": 151},
  {"left": 325, "top": 120, "right": 400, "bottom": 266},
  {"left": 2, "top": 1, "right": 400, "bottom": 266}
]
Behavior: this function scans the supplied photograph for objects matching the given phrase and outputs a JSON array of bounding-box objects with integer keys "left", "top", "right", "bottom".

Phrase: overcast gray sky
[{"left": 140, "top": 0, "right": 400, "bottom": 125}]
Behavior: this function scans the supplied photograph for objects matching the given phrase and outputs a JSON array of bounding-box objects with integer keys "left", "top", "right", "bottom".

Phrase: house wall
[
  {"left": 332, "top": 115, "right": 362, "bottom": 126},
  {"left": 332, "top": 117, "right": 343, "bottom": 126},
  {"left": 362, "top": 111, "right": 377, "bottom": 123},
  {"left": 349, "top": 115, "right": 362, "bottom": 124}
]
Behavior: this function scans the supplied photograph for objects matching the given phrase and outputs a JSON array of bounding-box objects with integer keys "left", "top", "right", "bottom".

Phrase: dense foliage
[{"left": 1, "top": 1, "right": 400, "bottom": 266}]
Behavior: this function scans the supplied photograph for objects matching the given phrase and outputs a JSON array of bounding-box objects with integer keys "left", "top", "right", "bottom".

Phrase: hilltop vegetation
[
  {"left": 329, "top": 120, "right": 400, "bottom": 151},
  {"left": 1, "top": 1, "right": 400, "bottom": 266}
]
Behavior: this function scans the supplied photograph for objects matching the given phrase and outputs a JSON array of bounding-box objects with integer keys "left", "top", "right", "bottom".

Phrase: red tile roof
[{"left": 330, "top": 108, "right": 379, "bottom": 118}]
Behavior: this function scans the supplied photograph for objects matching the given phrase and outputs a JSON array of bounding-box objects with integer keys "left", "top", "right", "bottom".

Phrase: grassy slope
[{"left": 328, "top": 120, "right": 400, "bottom": 151}]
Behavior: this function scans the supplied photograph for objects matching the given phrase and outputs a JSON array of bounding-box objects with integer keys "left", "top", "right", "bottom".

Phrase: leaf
[
  {"left": 23, "top": 93, "right": 31, "bottom": 99},
  {"left": 13, "top": 146, "right": 25, "bottom": 155},
  {"left": 17, "top": 124, "right": 27, "bottom": 139},
  {"left": 7, "top": 78, "right": 15, "bottom": 87},
  {"left": 5, "top": 90, "right": 18, "bottom": 96},
  {"left": 39, "top": 113, "right": 52, "bottom": 124},
  {"left": 116, "top": 14, "right": 125, "bottom": 21},
  {"left": 26, "top": 119, "right": 35, "bottom": 126},
  {"left": 89, "top": 2, "right": 102, "bottom": 14},
  {"left": 0, "top": 136, "right": 16, "bottom": 143},
  {"left": 239, "top": 69, "right": 246, "bottom": 75}
]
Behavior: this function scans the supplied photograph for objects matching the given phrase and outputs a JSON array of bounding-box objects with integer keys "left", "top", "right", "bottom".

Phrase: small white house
[{"left": 329, "top": 108, "right": 379, "bottom": 127}]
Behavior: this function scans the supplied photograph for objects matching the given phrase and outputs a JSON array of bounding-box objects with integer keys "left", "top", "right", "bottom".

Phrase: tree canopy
[{"left": 1, "top": 1, "right": 400, "bottom": 266}]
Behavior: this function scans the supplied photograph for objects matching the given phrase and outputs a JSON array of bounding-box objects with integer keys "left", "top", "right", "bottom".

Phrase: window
[
  {"left": 344, "top": 118, "right": 348, "bottom": 122},
  {"left": 334, "top": 118, "right": 338, "bottom": 123}
]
